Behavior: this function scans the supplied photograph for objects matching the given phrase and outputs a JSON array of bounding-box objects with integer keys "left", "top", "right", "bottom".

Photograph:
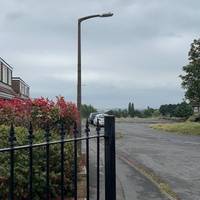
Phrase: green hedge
[{"left": 0, "top": 125, "right": 74, "bottom": 199}]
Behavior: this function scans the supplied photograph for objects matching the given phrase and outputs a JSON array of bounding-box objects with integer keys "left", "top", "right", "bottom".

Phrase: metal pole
[
  {"left": 77, "top": 20, "right": 82, "bottom": 136},
  {"left": 77, "top": 13, "right": 113, "bottom": 136}
]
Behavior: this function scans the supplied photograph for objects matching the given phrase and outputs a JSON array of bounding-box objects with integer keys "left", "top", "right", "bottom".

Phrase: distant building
[
  {"left": 0, "top": 57, "right": 30, "bottom": 99},
  {"left": 12, "top": 77, "right": 30, "bottom": 99},
  {"left": 192, "top": 104, "right": 200, "bottom": 113}
]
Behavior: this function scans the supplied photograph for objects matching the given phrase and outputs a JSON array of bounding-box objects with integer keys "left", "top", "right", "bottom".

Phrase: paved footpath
[{"left": 116, "top": 121, "right": 200, "bottom": 200}]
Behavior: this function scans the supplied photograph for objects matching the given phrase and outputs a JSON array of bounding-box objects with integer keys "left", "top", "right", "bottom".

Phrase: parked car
[
  {"left": 93, "top": 113, "right": 108, "bottom": 127},
  {"left": 88, "top": 112, "right": 99, "bottom": 125}
]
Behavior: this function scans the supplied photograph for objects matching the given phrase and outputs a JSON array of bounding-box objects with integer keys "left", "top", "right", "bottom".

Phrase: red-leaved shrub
[{"left": 0, "top": 96, "right": 79, "bottom": 129}]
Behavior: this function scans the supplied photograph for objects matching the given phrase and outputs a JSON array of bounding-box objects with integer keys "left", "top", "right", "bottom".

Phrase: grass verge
[
  {"left": 151, "top": 122, "right": 200, "bottom": 135},
  {"left": 116, "top": 131, "right": 124, "bottom": 139}
]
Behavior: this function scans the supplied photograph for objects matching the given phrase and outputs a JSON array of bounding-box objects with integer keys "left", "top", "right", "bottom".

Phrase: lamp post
[{"left": 77, "top": 12, "right": 113, "bottom": 134}]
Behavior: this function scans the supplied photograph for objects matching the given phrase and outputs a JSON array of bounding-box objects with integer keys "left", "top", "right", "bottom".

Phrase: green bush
[
  {"left": 0, "top": 125, "right": 74, "bottom": 199},
  {"left": 159, "top": 102, "right": 193, "bottom": 118},
  {"left": 174, "top": 102, "right": 193, "bottom": 118}
]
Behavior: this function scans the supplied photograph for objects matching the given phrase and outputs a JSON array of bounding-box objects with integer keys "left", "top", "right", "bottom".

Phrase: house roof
[
  {"left": 0, "top": 84, "right": 17, "bottom": 97},
  {"left": 0, "top": 57, "right": 13, "bottom": 70},
  {"left": 12, "top": 77, "right": 30, "bottom": 87}
]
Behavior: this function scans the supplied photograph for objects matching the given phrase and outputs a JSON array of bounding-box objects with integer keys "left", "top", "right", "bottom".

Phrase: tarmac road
[
  {"left": 115, "top": 158, "right": 168, "bottom": 200},
  {"left": 87, "top": 125, "right": 168, "bottom": 200},
  {"left": 116, "top": 121, "right": 200, "bottom": 200}
]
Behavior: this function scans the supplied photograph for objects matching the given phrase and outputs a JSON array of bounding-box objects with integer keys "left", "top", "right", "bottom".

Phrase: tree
[
  {"left": 174, "top": 102, "right": 193, "bottom": 118},
  {"left": 130, "top": 103, "right": 135, "bottom": 117},
  {"left": 143, "top": 106, "right": 154, "bottom": 118},
  {"left": 122, "top": 109, "right": 128, "bottom": 118},
  {"left": 81, "top": 104, "right": 97, "bottom": 118},
  {"left": 159, "top": 102, "right": 193, "bottom": 118},
  {"left": 159, "top": 104, "right": 177, "bottom": 117},
  {"left": 128, "top": 102, "right": 135, "bottom": 117},
  {"left": 128, "top": 102, "right": 131, "bottom": 115},
  {"left": 106, "top": 110, "right": 115, "bottom": 116},
  {"left": 134, "top": 109, "right": 143, "bottom": 118},
  {"left": 152, "top": 109, "right": 160, "bottom": 117},
  {"left": 180, "top": 39, "right": 200, "bottom": 105},
  {"left": 159, "top": 105, "right": 168, "bottom": 116},
  {"left": 106, "top": 108, "right": 128, "bottom": 118}
]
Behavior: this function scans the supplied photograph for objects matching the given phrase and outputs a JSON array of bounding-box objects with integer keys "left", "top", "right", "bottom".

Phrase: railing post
[
  {"left": 104, "top": 116, "right": 116, "bottom": 200},
  {"left": 96, "top": 119, "right": 101, "bottom": 200},
  {"left": 60, "top": 123, "right": 65, "bottom": 200},
  {"left": 85, "top": 120, "right": 90, "bottom": 200},
  {"left": 45, "top": 124, "right": 51, "bottom": 200},
  {"left": 28, "top": 122, "right": 34, "bottom": 200},
  {"left": 9, "top": 123, "right": 16, "bottom": 200},
  {"left": 73, "top": 122, "right": 78, "bottom": 200}
]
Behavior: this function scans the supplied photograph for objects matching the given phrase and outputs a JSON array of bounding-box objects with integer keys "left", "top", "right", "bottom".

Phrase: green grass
[{"left": 151, "top": 122, "right": 200, "bottom": 135}]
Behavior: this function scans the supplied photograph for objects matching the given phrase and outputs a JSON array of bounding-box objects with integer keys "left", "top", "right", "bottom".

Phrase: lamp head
[{"left": 100, "top": 12, "right": 113, "bottom": 17}]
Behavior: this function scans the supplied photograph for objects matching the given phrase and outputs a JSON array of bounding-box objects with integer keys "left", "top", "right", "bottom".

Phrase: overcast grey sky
[{"left": 1, "top": 0, "right": 200, "bottom": 109}]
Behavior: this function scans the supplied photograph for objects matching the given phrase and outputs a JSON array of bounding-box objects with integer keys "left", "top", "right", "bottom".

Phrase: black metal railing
[{"left": 0, "top": 115, "right": 116, "bottom": 200}]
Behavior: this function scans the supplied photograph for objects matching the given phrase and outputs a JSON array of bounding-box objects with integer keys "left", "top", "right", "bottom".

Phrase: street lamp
[{"left": 77, "top": 12, "right": 113, "bottom": 134}]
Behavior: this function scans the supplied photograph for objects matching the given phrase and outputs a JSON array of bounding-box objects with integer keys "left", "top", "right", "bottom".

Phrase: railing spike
[
  {"left": 96, "top": 119, "right": 101, "bottom": 133},
  {"left": 29, "top": 122, "right": 33, "bottom": 134},
  {"left": 60, "top": 122, "right": 65, "bottom": 140},
  {"left": 85, "top": 120, "right": 90, "bottom": 135},
  {"left": 73, "top": 121, "right": 78, "bottom": 138},
  {"left": 28, "top": 122, "right": 34, "bottom": 141},
  {"left": 9, "top": 123, "right": 16, "bottom": 143}
]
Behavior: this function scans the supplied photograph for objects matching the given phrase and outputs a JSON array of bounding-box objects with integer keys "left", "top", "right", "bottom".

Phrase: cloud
[{"left": 0, "top": 0, "right": 199, "bottom": 108}]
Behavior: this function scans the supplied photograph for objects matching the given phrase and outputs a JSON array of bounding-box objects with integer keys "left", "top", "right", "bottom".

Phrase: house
[
  {"left": 12, "top": 77, "right": 30, "bottom": 99},
  {"left": 0, "top": 57, "right": 30, "bottom": 99},
  {"left": 192, "top": 104, "right": 200, "bottom": 113},
  {"left": 0, "top": 57, "right": 17, "bottom": 99}
]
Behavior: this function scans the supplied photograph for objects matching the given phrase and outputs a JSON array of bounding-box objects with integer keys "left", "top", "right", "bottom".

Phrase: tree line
[
  {"left": 81, "top": 104, "right": 97, "bottom": 118},
  {"left": 106, "top": 102, "right": 158, "bottom": 118},
  {"left": 159, "top": 102, "right": 193, "bottom": 118}
]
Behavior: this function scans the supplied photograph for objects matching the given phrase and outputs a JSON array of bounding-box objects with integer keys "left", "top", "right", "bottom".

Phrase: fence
[{"left": 0, "top": 115, "right": 116, "bottom": 200}]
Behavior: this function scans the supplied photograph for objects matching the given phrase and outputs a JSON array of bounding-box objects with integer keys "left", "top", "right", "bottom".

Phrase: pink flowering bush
[
  {"left": 0, "top": 98, "right": 31, "bottom": 126},
  {"left": 0, "top": 97, "right": 79, "bottom": 199},
  {"left": 0, "top": 97, "right": 79, "bottom": 129}
]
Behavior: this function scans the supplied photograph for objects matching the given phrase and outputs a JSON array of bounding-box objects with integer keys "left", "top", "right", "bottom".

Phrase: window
[
  {"left": 0, "top": 63, "right": 2, "bottom": 81},
  {"left": 2, "top": 65, "right": 8, "bottom": 84},
  {"left": 23, "top": 85, "right": 25, "bottom": 95},
  {"left": 21, "top": 83, "right": 26, "bottom": 95},
  {"left": 26, "top": 87, "right": 29, "bottom": 96},
  {"left": 20, "top": 83, "right": 23, "bottom": 94},
  {"left": 8, "top": 69, "right": 12, "bottom": 85},
  {"left": 25, "top": 86, "right": 27, "bottom": 96}
]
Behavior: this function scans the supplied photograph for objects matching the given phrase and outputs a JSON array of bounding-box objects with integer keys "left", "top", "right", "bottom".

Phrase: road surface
[
  {"left": 87, "top": 124, "right": 168, "bottom": 200},
  {"left": 116, "top": 121, "right": 200, "bottom": 200}
]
